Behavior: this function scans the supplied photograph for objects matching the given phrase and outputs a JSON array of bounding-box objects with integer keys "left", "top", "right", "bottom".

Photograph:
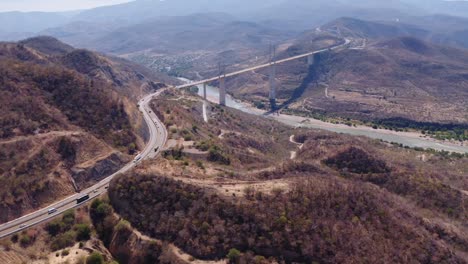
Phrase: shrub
[
  {"left": 208, "top": 146, "right": 230, "bottom": 165},
  {"left": 46, "top": 219, "right": 65, "bottom": 236},
  {"left": 196, "top": 161, "right": 205, "bottom": 169},
  {"left": 62, "top": 210, "right": 76, "bottom": 228},
  {"left": 74, "top": 224, "right": 91, "bottom": 241},
  {"left": 325, "top": 147, "right": 390, "bottom": 174},
  {"left": 58, "top": 137, "right": 76, "bottom": 162},
  {"left": 86, "top": 252, "right": 104, "bottom": 264},
  {"left": 50, "top": 231, "right": 76, "bottom": 251},
  {"left": 227, "top": 248, "right": 242, "bottom": 264},
  {"left": 19, "top": 234, "right": 31, "bottom": 247},
  {"left": 61, "top": 249, "right": 70, "bottom": 256}
]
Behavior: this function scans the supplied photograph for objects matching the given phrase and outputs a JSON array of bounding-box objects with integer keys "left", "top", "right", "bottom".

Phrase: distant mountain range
[
  {"left": 223, "top": 17, "right": 468, "bottom": 124},
  {"left": 2, "top": 0, "right": 468, "bottom": 42}
]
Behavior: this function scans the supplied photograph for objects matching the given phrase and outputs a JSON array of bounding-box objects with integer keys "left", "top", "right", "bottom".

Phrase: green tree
[
  {"left": 74, "top": 224, "right": 91, "bottom": 241},
  {"left": 86, "top": 252, "right": 104, "bottom": 264},
  {"left": 227, "top": 248, "right": 242, "bottom": 264},
  {"left": 46, "top": 219, "right": 64, "bottom": 236}
]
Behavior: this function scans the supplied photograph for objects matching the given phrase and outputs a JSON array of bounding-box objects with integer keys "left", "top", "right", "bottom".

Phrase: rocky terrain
[
  {"left": 0, "top": 36, "right": 171, "bottom": 223},
  {"left": 104, "top": 90, "right": 468, "bottom": 263}
]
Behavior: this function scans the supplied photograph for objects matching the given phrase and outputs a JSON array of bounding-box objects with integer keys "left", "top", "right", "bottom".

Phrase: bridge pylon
[
  {"left": 219, "top": 76, "right": 226, "bottom": 106},
  {"left": 269, "top": 63, "right": 277, "bottom": 111},
  {"left": 307, "top": 54, "right": 315, "bottom": 66}
]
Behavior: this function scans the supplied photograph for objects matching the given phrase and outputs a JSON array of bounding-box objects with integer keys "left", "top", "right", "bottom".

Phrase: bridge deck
[{"left": 176, "top": 39, "right": 350, "bottom": 89}]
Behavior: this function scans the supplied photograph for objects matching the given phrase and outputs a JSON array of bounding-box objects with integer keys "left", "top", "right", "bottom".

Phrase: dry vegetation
[
  {"left": 223, "top": 34, "right": 468, "bottom": 131},
  {"left": 98, "top": 90, "right": 468, "bottom": 263},
  {"left": 0, "top": 207, "right": 111, "bottom": 264},
  {"left": 0, "top": 37, "right": 171, "bottom": 223},
  {"left": 150, "top": 89, "right": 294, "bottom": 174}
]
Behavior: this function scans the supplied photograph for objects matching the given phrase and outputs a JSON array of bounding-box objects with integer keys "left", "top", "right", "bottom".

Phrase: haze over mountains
[
  {"left": 3, "top": 0, "right": 468, "bottom": 41},
  {"left": 1, "top": 0, "right": 468, "bottom": 263}
]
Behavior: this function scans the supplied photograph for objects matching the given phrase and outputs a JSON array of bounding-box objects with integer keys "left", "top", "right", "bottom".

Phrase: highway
[
  {"left": 0, "top": 38, "right": 350, "bottom": 239},
  {"left": 176, "top": 39, "right": 351, "bottom": 89},
  {"left": 0, "top": 89, "right": 168, "bottom": 239}
]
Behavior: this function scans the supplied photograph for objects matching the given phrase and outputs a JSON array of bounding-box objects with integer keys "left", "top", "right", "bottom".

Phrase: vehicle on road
[
  {"left": 47, "top": 208, "right": 57, "bottom": 214},
  {"left": 76, "top": 194, "right": 90, "bottom": 204},
  {"left": 19, "top": 224, "right": 26, "bottom": 229},
  {"left": 134, "top": 155, "right": 142, "bottom": 163}
]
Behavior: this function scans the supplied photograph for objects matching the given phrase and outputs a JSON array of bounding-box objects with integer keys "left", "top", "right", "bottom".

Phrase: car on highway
[
  {"left": 134, "top": 155, "right": 142, "bottom": 163},
  {"left": 48, "top": 208, "right": 57, "bottom": 214},
  {"left": 19, "top": 224, "right": 26, "bottom": 229}
]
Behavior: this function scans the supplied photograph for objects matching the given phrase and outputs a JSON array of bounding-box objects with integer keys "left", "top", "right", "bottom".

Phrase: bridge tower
[
  {"left": 219, "top": 76, "right": 226, "bottom": 106},
  {"left": 269, "top": 63, "right": 277, "bottom": 110},
  {"left": 217, "top": 62, "right": 227, "bottom": 106},
  {"left": 269, "top": 43, "right": 277, "bottom": 111},
  {"left": 307, "top": 54, "right": 315, "bottom": 66}
]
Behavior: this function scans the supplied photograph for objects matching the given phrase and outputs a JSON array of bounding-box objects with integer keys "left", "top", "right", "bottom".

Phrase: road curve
[{"left": 0, "top": 89, "right": 168, "bottom": 239}]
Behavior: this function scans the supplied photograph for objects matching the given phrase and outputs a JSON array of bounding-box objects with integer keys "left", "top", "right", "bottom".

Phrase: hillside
[
  {"left": 322, "top": 17, "right": 430, "bottom": 39},
  {"left": 0, "top": 37, "right": 170, "bottom": 223},
  {"left": 293, "top": 36, "right": 468, "bottom": 124},
  {"left": 324, "top": 16, "right": 468, "bottom": 50},
  {"left": 42, "top": 12, "right": 295, "bottom": 79},
  {"left": 101, "top": 89, "right": 468, "bottom": 263},
  {"left": 2, "top": 84, "right": 466, "bottom": 264},
  {"left": 223, "top": 34, "right": 468, "bottom": 127}
]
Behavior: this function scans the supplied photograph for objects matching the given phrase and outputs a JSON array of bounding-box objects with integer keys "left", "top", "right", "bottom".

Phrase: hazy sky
[{"left": 0, "top": 0, "right": 134, "bottom": 12}]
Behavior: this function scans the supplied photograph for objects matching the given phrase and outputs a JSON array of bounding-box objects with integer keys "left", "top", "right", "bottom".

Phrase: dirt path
[
  {"left": 289, "top": 135, "right": 304, "bottom": 160},
  {"left": 0, "top": 131, "right": 82, "bottom": 145}
]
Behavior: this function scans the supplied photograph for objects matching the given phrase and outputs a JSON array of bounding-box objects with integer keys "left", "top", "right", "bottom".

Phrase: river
[{"left": 178, "top": 78, "right": 468, "bottom": 153}]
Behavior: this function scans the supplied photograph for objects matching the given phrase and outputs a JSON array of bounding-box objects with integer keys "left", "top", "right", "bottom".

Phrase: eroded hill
[
  {"left": 95, "top": 89, "right": 467, "bottom": 263},
  {"left": 0, "top": 37, "right": 171, "bottom": 223}
]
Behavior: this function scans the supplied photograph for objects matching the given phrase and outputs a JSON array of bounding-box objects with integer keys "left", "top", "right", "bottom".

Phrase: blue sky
[{"left": 0, "top": 0, "right": 134, "bottom": 12}]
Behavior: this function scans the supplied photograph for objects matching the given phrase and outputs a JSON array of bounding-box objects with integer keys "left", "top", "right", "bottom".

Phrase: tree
[
  {"left": 58, "top": 137, "right": 76, "bottom": 163},
  {"left": 86, "top": 252, "right": 104, "bottom": 264},
  {"left": 227, "top": 248, "right": 242, "bottom": 264},
  {"left": 46, "top": 219, "right": 64, "bottom": 236},
  {"left": 74, "top": 224, "right": 91, "bottom": 241}
]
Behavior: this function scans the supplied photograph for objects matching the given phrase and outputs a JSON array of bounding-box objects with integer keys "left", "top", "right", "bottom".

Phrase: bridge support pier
[
  {"left": 307, "top": 54, "right": 314, "bottom": 66},
  {"left": 203, "top": 83, "right": 207, "bottom": 100},
  {"left": 269, "top": 63, "right": 277, "bottom": 110},
  {"left": 219, "top": 76, "right": 226, "bottom": 106}
]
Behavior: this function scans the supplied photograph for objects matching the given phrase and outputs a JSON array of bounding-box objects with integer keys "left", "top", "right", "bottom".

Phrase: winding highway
[
  {"left": 4, "top": 35, "right": 463, "bottom": 241},
  {"left": 0, "top": 89, "right": 168, "bottom": 239},
  {"left": 0, "top": 39, "right": 351, "bottom": 240}
]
